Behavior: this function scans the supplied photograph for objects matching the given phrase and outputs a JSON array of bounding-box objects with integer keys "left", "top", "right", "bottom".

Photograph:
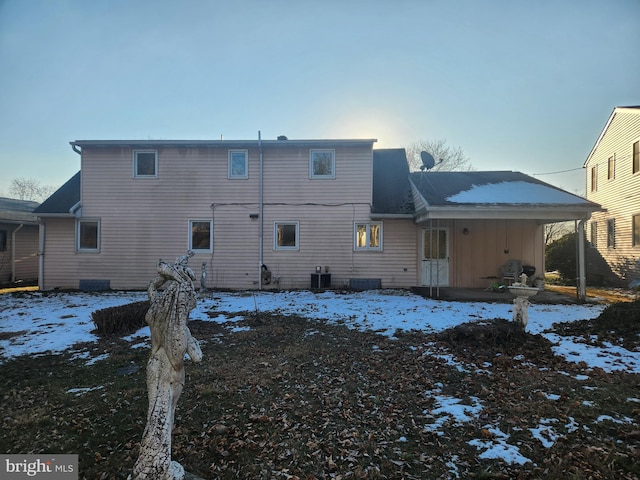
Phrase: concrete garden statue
[{"left": 131, "top": 250, "right": 203, "bottom": 480}]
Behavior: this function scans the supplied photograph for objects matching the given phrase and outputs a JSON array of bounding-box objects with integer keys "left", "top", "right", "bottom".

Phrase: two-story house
[
  {"left": 584, "top": 106, "right": 640, "bottom": 286},
  {"left": 34, "top": 137, "right": 601, "bottom": 292}
]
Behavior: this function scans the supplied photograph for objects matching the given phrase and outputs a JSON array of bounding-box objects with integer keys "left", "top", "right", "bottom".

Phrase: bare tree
[
  {"left": 544, "top": 221, "right": 573, "bottom": 246},
  {"left": 405, "top": 139, "right": 474, "bottom": 172},
  {"left": 9, "top": 178, "right": 56, "bottom": 202}
]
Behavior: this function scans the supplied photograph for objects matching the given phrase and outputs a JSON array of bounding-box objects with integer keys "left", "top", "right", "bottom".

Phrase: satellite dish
[{"left": 420, "top": 151, "right": 435, "bottom": 170}]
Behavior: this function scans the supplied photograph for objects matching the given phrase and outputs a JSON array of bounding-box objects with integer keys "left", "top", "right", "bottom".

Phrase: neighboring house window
[
  {"left": 590, "top": 222, "right": 597, "bottom": 248},
  {"left": 309, "top": 150, "right": 335, "bottom": 179},
  {"left": 228, "top": 150, "right": 248, "bottom": 179},
  {"left": 607, "top": 219, "right": 615, "bottom": 248},
  {"left": 133, "top": 150, "right": 158, "bottom": 178},
  {"left": 76, "top": 219, "right": 100, "bottom": 252},
  {"left": 354, "top": 222, "right": 382, "bottom": 251},
  {"left": 590, "top": 166, "right": 597, "bottom": 192},
  {"left": 0, "top": 229, "right": 7, "bottom": 251},
  {"left": 607, "top": 155, "right": 615, "bottom": 180},
  {"left": 634, "top": 141, "right": 640, "bottom": 175},
  {"left": 274, "top": 222, "right": 299, "bottom": 250},
  {"left": 633, "top": 215, "right": 640, "bottom": 247},
  {"left": 189, "top": 219, "right": 213, "bottom": 252}
]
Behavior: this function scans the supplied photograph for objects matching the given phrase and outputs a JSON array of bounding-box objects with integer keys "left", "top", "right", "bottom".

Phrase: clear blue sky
[{"left": 0, "top": 0, "right": 638, "bottom": 197}]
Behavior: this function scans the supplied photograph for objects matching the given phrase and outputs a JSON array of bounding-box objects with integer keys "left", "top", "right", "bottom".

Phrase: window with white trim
[
  {"left": 607, "top": 218, "right": 615, "bottom": 248},
  {"left": 274, "top": 222, "right": 299, "bottom": 250},
  {"left": 607, "top": 155, "right": 615, "bottom": 180},
  {"left": 309, "top": 150, "right": 335, "bottom": 179},
  {"left": 228, "top": 150, "right": 248, "bottom": 179},
  {"left": 133, "top": 150, "right": 158, "bottom": 178},
  {"left": 590, "top": 165, "right": 597, "bottom": 192},
  {"left": 590, "top": 222, "right": 597, "bottom": 248},
  {"left": 189, "top": 219, "right": 213, "bottom": 252},
  {"left": 633, "top": 215, "right": 640, "bottom": 247},
  {"left": 76, "top": 219, "right": 100, "bottom": 252},
  {"left": 354, "top": 222, "right": 382, "bottom": 251},
  {"left": 633, "top": 141, "right": 639, "bottom": 175}
]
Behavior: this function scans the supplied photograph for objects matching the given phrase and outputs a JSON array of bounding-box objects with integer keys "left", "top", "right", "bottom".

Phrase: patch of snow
[{"left": 446, "top": 181, "right": 587, "bottom": 205}]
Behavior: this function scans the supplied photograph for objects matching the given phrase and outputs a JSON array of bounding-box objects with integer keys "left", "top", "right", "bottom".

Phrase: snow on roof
[{"left": 446, "top": 181, "right": 586, "bottom": 205}]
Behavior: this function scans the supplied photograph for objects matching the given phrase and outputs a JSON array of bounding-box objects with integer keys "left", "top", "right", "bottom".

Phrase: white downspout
[
  {"left": 10, "top": 224, "right": 24, "bottom": 282},
  {"left": 258, "top": 131, "right": 264, "bottom": 290},
  {"left": 38, "top": 222, "right": 45, "bottom": 290},
  {"left": 577, "top": 219, "right": 586, "bottom": 302}
]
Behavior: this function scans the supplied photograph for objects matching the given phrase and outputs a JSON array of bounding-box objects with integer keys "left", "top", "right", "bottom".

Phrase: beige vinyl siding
[
  {"left": 13, "top": 225, "right": 39, "bottom": 281},
  {"left": 447, "top": 219, "right": 544, "bottom": 289},
  {"left": 40, "top": 218, "right": 77, "bottom": 290},
  {"left": 585, "top": 109, "right": 640, "bottom": 284},
  {"left": 0, "top": 223, "right": 39, "bottom": 283}
]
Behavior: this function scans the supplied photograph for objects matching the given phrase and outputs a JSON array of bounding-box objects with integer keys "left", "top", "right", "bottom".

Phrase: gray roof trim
[{"left": 70, "top": 139, "right": 377, "bottom": 150}]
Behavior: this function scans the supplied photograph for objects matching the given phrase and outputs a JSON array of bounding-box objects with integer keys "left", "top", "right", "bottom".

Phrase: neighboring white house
[
  {"left": 584, "top": 106, "right": 640, "bottom": 286},
  {"left": 34, "top": 137, "right": 601, "bottom": 291}
]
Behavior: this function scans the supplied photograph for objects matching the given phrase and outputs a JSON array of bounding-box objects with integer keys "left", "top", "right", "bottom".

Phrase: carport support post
[{"left": 576, "top": 220, "right": 586, "bottom": 302}]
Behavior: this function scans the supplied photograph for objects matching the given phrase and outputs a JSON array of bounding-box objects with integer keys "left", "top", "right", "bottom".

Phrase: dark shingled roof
[
  {"left": 372, "top": 149, "right": 413, "bottom": 215},
  {"left": 0, "top": 197, "right": 40, "bottom": 224},
  {"left": 33, "top": 172, "right": 81, "bottom": 215},
  {"left": 408, "top": 170, "right": 589, "bottom": 206}
]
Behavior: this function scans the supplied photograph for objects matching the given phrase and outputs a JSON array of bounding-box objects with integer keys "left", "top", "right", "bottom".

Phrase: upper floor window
[
  {"left": 607, "top": 155, "right": 615, "bottom": 180},
  {"left": 633, "top": 141, "right": 640, "bottom": 175},
  {"left": 607, "top": 218, "right": 615, "bottom": 248},
  {"left": 633, "top": 215, "right": 640, "bottom": 247},
  {"left": 76, "top": 219, "right": 100, "bottom": 252},
  {"left": 274, "top": 222, "right": 299, "bottom": 250},
  {"left": 189, "top": 219, "right": 213, "bottom": 253},
  {"left": 133, "top": 150, "right": 158, "bottom": 178},
  {"left": 354, "top": 222, "right": 382, "bottom": 251},
  {"left": 310, "top": 150, "right": 335, "bottom": 179},
  {"left": 590, "top": 222, "right": 597, "bottom": 248},
  {"left": 590, "top": 165, "right": 597, "bottom": 192},
  {"left": 228, "top": 150, "right": 248, "bottom": 179}
]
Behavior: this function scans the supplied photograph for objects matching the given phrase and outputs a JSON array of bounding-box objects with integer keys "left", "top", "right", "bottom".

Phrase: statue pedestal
[{"left": 507, "top": 285, "right": 540, "bottom": 330}]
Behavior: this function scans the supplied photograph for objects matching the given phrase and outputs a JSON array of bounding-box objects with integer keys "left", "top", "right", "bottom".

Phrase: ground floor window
[
  {"left": 189, "top": 219, "right": 213, "bottom": 252},
  {"left": 607, "top": 218, "right": 615, "bottom": 248},
  {"left": 590, "top": 222, "right": 597, "bottom": 248},
  {"left": 354, "top": 222, "right": 382, "bottom": 250},
  {"left": 274, "top": 222, "right": 299, "bottom": 250},
  {"left": 633, "top": 215, "right": 640, "bottom": 246},
  {"left": 76, "top": 219, "right": 100, "bottom": 252}
]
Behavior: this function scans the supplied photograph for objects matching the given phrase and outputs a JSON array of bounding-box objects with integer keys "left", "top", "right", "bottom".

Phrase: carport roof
[{"left": 409, "top": 171, "right": 603, "bottom": 221}]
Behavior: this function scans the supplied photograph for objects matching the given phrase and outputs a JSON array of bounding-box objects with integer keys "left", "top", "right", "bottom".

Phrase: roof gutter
[{"left": 71, "top": 142, "right": 82, "bottom": 155}]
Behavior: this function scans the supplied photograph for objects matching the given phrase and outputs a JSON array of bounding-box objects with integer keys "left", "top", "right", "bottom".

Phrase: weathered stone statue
[{"left": 131, "top": 250, "right": 203, "bottom": 480}]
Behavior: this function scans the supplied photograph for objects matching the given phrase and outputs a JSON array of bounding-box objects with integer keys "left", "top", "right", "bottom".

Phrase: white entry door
[{"left": 421, "top": 228, "right": 449, "bottom": 286}]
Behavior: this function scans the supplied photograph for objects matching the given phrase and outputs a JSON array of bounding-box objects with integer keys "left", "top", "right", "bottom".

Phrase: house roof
[
  {"left": 409, "top": 170, "right": 602, "bottom": 221},
  {"left": 70, "top": 138, "right": 377, "bottom": 151},
  {"left": 33, "top": 172, "right": 81, "bottom": 216},
  {"left": 584, "top": 106, "right": 640, "bottom": 167},
  {"left": 372, "top": 149, "right": 414, "bottom": 216},
  {"left": 0, "top": 197, "right": 40, "bottom": 224}
]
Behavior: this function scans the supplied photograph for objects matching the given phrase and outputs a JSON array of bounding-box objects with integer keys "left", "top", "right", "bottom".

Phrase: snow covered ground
[{"left": 1, "top": 288, "right": 639, "bottom": 468}]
